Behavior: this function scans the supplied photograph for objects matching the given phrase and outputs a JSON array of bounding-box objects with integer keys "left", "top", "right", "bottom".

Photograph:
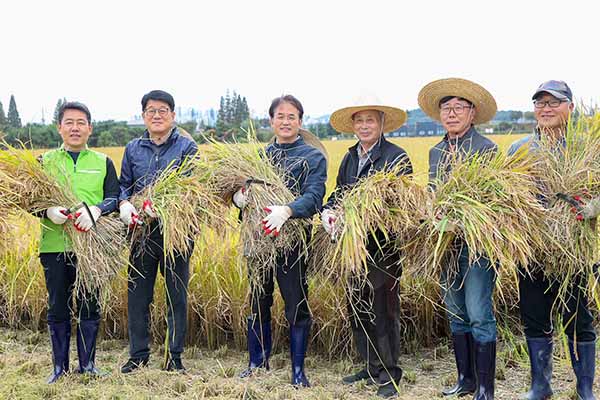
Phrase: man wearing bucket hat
[
  {"left": 40, "top": 101, "right": 119, "bottom": 383},
  {"left": 321, "top": 98, "right": 413, "bottom": 398},
  {"left": 119, "top": 90, "right": 198, "bottom": 373},
  {"left": 232, "top": 94, "right": 327, "bottom": 387},
  {"left": 509, "top": 81, "right": 597, "bottom": 400},
  {"left": 419, "top": 78, "right": 498, "bottom": 399}
]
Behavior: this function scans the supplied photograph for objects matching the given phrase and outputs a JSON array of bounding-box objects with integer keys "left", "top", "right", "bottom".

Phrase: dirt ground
[{"left": 0, "top": 327, "right": 593, "bottom": 399}]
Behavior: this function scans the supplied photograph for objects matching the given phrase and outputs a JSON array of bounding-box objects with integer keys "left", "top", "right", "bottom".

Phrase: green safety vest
[{"left": 39, "top": 147, "right": 107, "bottom": 253}]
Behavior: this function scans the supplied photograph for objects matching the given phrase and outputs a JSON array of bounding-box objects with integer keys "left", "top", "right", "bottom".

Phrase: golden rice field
[{"left": 2, "top": 133, "right": 593, "bottom": 399}]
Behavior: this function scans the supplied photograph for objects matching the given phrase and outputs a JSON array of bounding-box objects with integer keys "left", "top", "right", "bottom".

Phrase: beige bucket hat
[
  {"left": 418, "top": 78, "right": 497, "bottom": 125},
  {"left": 329, "top": 95, "right": 407, "bottom": 134}
]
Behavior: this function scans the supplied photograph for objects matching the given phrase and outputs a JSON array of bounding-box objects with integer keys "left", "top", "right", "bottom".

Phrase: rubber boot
[
  {"left": 521, "top": 337, "right": 553, "bottom": 400},
  {"left": 240, "top": 316, "right": 272, "bottom": 378},
  {"left": 290, "top": 321, "right": 311, "bottom": 387},
  {"left": 442, "top": 333, "right": 476, "bottom": 397},
  {"left": 473, "top": 340, "right": 496, "bottom": 400},
  {"left": 47, "top": 321, "right": 71, "bottom": 384},
  {"left": 77, "top": 319, "right": 106, "bottom": 376},
  {"left": 569, "top": 340, "right": 596, "bottom": 400}
]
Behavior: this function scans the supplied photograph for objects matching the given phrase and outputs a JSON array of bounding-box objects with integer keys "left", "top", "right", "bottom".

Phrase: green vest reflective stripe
[{"left": 39, "top": 147, "right": 107, "bottom": 253}]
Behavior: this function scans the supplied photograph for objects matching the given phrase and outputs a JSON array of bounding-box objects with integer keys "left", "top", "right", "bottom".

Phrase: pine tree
[
  {"left": 7, "top": 95, "right": 22, "bottom": 128},
  {"left": 53, "top": 97, "right": 67, "bottom": 124},
  {"left": 0, "top": 101, "right": 7, "bottom": 129},
  {"left": 216, "top": 96, "right": 227, "bottom": 134}
]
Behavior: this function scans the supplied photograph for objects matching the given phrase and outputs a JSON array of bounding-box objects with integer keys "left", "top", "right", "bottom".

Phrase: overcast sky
[{"left": 2, "top": 0, "right": 598, "bottom": 123}]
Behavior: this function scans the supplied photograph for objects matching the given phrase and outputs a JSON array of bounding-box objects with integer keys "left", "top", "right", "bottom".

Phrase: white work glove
[
  {"left": 232, "top": 187, "right": 249, "bottom": 209},
  {"left": 46, "top": 206, "right": 69, "bottom": 225},
  {"left": 119, "top": 201, "right": 142, "bottom": 227},
  {"left": 261, "top": 205, "right": 292, "bottom": 236},
  {"left": 580, "top": 197, "right": 600, "bottom": 220},
  {"left": 321, "top": 209, "right": 337, "bottom": 235},
  {"left": 74, "top": 206, "right": 101, "bottom": 232},
  {"left": 142, "top": 199, "right": 158, "bottom": 218}
]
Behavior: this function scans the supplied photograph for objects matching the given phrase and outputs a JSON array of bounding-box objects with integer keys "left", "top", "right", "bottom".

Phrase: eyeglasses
[
  {"left": 144, "top": 107, "right": 170, "bottom": 117},
  {"left": 533, "top": 99, "right": 568, "bottom": 109},
  {"left": 274, "top": 114, "right": 298, "bottom": 122},
  {"left": 440, "top": 104, "right": 473, "bottom": 116}
]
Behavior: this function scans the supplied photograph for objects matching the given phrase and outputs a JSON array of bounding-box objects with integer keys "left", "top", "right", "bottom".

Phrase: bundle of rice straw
[
  {"left": 201, "top": 131, "right": 309, "bottom": 278},
  {"left": 404, "top": 148, "right": 547, "bottom": 285},
  {"left": 0, "top": 142, "right": 126, "bottom": 297},
  {"left": 129, "top": 155, "right": 227, "bottom": 261},
  {"left": 526, "top": 114, "right": 600, "bottom": 303},
  {"left": 311, "top": 162, "right": 429, "bottom": 285}
]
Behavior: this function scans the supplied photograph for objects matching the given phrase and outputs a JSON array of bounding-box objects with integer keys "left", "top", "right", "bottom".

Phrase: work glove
[
  {"left": 232, "top": 187, "right": 249, "bottom": 209},
  {"left": 579, "top": 197, "right": 600, "bottom": 220},
  {"left": 321, "top": 209, "right": 337, "bottom": 235},
  {"left": 262, "top": 205, "right": 292, "bottom": 236},
  {"left": 74, "top": 206, "right": 101, "bottom": 232},
  {"left": 142, "top": 199, "right": 158, "bottom": 218},
  {"left": 119, "top": 201, "right": 142, "bottom": 227},
  {"left": 46, "top": 206, "right": 69, "bottom": 225}
]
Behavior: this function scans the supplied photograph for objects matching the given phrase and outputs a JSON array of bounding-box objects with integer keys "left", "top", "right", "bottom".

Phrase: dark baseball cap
[{"left": 532, "top": 80, "right": 573, "bottom": 102}]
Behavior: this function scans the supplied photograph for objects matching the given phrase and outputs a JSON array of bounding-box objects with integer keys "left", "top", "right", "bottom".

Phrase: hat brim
[
  {"left": 329, "top": 105, "right": 407, "bottom": 134},
  {"left": 532, "top": 89, "right": 569, "bottom": 101},
  {"left": 418, "top": 78, "right": 497, "bottom": 125}
]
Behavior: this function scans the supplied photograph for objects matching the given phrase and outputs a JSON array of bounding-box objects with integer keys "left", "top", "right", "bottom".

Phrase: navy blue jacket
[
  {"left": 119, "top": 127, "right": 198, "bottom": 201},
  {"left": 265, "top": 136, "right": 327, "bottom": 219}
]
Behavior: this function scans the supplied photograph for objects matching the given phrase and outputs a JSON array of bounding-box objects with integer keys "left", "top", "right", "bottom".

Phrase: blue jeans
[{"left": 441, "top": 243, "right": 497, "bottom": 343}]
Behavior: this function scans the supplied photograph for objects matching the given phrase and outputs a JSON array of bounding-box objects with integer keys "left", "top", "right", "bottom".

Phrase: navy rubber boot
[
  {"left": 47, "top": 321, "right": 71, "bottom": 384},
  {"left": 290, "top": 321, "right": 311, "bottom": 387},
  {"left": 240, "top": 316, "right": 272, "bottom": 378},
  {"left": 76, "top": 319, "right": 105, "bottom": 376},
  {"left": 569, "top": 340, "right": 596, "bottom": 400},
  {"left": 521, "top": 337, "right": 553, "bottom": 400},
  {"left": 473, "top": 340, "right": 496, "bottom": 400},
  {"left": 443, "top": 333, "right": 476, "bottom": 397}
]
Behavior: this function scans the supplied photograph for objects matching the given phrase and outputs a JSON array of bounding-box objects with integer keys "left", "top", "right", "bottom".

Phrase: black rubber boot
[
  {"left": 442, "top": 333, "right": 476, "bottom": 397},
  {"left": 377, "top": 368, "right": 403, "bottom": 398},
  {"left": 240, "top": 316, "right": 272, "bottom": 378},
  {"left": 120, "top": 356, "right": 149, "bottom": 373},
  {"left": 47, "top": 321, "right": 71, "bottom": 384},
  {"left": 76, "top": 319, "right": 105, "bottom": 376},
  {"left": 473, "top": 340, "right": 496, "bottom": 400},
  {"left": 290, "top": 321, "right": 311, "bottom": 387},
  {"left": 165, "top": 357, "right": 186, "bottom": 372},
  {"left": 569, "top": 340, "right": 596, "bottom": 400},
  {"left": 521, "top": 337, "right": 553, "bottom": 400}
]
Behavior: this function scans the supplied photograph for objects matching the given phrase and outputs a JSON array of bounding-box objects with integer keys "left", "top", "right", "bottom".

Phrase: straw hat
[
  {"left": 329, "top": 96, "right": 407, "bottom": 134},
  {"left": 418, "top": 78, "right": 497, "bottom": 125},
  {"left": 269, "top": 128, "right": 329, "bottom": 162}
]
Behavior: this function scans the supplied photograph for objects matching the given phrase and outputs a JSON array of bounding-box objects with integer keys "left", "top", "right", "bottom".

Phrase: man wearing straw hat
[
  {"left": 119, "top": 90, "right": 198, "bottom": 373},
  {"left": 232, "top": 94, "right": 327, "bottom": 387},
  {"left": 509, "top": 80, "right": 597, "bottom": 400},
  {"left": 321, "top": 98, "right": 413, "bottom": 398},
  {"left": 418, "top": 78, "right": 498, "bottom": 399},
  {"left": 40, "top": 101, "right": 119, "bottom": 383}
]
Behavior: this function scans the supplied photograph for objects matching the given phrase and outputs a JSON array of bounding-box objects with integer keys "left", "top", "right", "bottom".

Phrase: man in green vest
[{"left": 40, "top": 101, "right": 119, "bottom": 383}]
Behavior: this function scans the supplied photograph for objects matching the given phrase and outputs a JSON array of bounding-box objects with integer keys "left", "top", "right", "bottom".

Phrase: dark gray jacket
[{"left": 429, "top": 127, "right": 497, "bottom": 185}]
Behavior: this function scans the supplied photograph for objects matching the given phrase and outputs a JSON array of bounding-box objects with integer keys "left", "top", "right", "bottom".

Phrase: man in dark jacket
[
  {"left": 322, "top": 100, "right": 412, "bottom": 398},
  {"left": 40, "top": 101, "right": 119, "bottom": 383},
  {"left": 119, "top": 90, "right": 198, "bottom": 373},
  {"left": 233, "top": 95, "right": 327, "bottom": 387},
  {"left": 418, "top": 78, "right": 498, "bottom": 400},
  {"left": 509, "top": 80, "right": 597, "bottom": 400}
]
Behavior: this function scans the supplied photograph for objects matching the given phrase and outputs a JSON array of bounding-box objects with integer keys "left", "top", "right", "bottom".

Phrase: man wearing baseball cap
[{"left": 509, "top": 81, "right": 597, "bottom": 400}]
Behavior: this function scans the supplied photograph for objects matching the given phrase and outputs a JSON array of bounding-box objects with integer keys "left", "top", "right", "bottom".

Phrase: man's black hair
[
  {"left": 58, "top": 101, "right": 92, "bottom": 124},
  {"left": 141, "top": 90, "right": 175, "bottom": 111}
]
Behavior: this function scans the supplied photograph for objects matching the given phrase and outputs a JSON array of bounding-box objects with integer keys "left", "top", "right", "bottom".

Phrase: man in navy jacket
[{"left": 119, "top": 90, "right": 198, "bottom": 373}]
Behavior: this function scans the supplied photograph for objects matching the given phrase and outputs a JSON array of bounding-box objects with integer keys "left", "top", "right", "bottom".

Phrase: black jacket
[{"left": 325, "top": 136, "right": 413, "bottom": 283}]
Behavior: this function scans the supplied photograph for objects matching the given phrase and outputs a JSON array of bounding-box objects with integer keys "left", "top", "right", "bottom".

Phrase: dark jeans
[
  {"left": 519, "top": 267, "right": 596, "bottom": 342},
  {"left": 250, "top": 242, "right": 311, "bottom": 326},
  {"left": 127, "top": 225, "right": 192, "bottom": 359},
  {"left": 441, "top": 243, "right": 497, "bottom": 343},
  {"left": 347, "top": 263, "right": 403, "bottom": 383},
  {"left": 40, "top": 252, "right": 100, "bottom": 323}
]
